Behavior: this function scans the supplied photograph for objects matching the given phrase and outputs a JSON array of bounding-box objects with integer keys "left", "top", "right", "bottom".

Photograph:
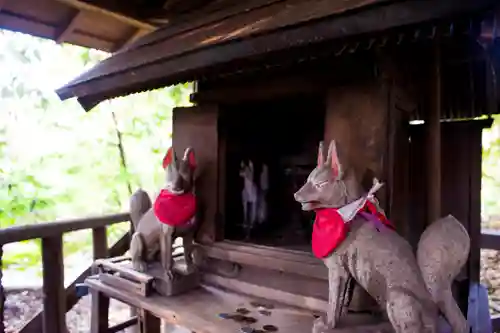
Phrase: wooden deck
[{"left": 86, "top": 278, "right": 397, "bottom": 333}]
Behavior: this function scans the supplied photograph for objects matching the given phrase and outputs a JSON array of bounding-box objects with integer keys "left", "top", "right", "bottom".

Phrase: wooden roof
[
  {"left": 0, "top": 0, "right": 164, "bottom": 52},
  {"left": 56, "top": 0, "right": 500, "bottom": 110}
]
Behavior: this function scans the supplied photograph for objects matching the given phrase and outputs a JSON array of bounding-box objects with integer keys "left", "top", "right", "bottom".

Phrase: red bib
[
  {"left": 311, "top": 201, "right": 394, "bottom": 259},
  {"left": 153, "top": 189, "right": 196, "bottom": 226},
  {"left": 312, "top": 208, "right": 348, "bottom": 258}
]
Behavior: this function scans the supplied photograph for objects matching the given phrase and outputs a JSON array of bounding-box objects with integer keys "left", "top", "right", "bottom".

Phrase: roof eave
[{"left": 56, "top": 0, "right": 500, "bottom": 110}]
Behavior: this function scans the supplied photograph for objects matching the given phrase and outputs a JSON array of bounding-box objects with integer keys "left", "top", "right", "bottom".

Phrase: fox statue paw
[
  {"left": 185, "top": 264, "right": 197, "bottom": 275},
  {"left": 164, "top": 269, "right": 175, "bottom": 281},
  {"left": 132, "top": 259, "right": 147, "bottom": 273},
  {"left": 312, "top": 316, "right": 331, "bottom": 333}
]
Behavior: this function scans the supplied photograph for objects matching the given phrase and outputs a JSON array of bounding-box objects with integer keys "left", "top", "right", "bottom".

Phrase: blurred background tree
[{"left": 0, "top": 29, "right": 192, "bottom": 277}]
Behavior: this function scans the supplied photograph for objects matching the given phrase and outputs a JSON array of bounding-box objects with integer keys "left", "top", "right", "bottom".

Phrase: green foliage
[
  {"left": 0, "top": 29, "right": 193, "bottom": 272},
  {"left": 482, "top": 114, "right": 500, "bottom": 221}
]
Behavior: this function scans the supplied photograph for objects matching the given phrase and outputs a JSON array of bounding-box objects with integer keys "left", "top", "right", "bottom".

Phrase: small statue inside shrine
[
  {"left": 240, "top": 160, "right": 258, "bottom": 238},
  {"left": 257, "top": 163, "right": 269, "bottom": 224},
  {"left": 294, "top": 140, "right": 470, "bottom": 333}
]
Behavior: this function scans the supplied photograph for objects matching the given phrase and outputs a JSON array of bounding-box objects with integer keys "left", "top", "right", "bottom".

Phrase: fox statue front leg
[
  {"left": 182, "top": 232, "right": 197, "bottom": 275},
  {"left": 160, "top": 224, "right": 175, "bottom": 280},
  {"left": 130, "top": 232, "right": 147, "bottom": 272},
  {"left": 313, "top": 257, "right": 350, "bottom": 332}
]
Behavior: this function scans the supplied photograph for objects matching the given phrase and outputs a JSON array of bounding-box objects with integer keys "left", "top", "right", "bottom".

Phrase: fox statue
[
  {"left": 294, "top": 140, "right": 470, "bottom": 333},
  {"left": 129, "top": 146, "right": 199, "bottom": 280}
]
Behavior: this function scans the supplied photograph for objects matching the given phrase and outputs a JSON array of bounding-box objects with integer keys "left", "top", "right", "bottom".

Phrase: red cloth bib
[
  {"left": 153, "top": 189, "right": 196, "bottom": 226},
  {"left": 311, "top": 201, "right": 394, "bottom": 259},
  {"left": 312, "top": 208, "right": 348, "bottom": 258}
]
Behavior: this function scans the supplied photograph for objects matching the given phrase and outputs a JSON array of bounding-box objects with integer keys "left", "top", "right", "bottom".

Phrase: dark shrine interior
[{"left": 220, "top": 95, "right": 325, "bottom": 251}]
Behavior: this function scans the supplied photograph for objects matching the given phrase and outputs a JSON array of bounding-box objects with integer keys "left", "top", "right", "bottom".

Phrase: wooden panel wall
[
  {"left": 172, "top": 105, "right": 219, "bottom": 244},
  {"left": 408, "top": 120, "right": 490, "bottom": 282},
  {"left": 324, "top": 81, "right": 388, "bottom": 186}
]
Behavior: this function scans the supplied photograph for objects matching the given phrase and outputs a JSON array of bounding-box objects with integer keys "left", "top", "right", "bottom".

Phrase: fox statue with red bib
[
  {"left": 129, "top": 146, "right": 201, "bottom": 296},
  {"left": 294, "top": 140, "right": 470, "bottom": 333}
]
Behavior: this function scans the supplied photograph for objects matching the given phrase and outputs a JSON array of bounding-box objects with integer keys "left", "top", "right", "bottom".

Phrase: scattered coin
[
  {"left": 232, "top": 314, "right": 248, "bottom": 322},
  {"left": 262, "top": 324, "right": 278, "bottom": 332},
  {"left": 250, "top": 301, "right": 263, "bottom": 308},
  {"left": 236, "top": 308, "right": 250, "bottom": 315},
  {"left": 258, "top": 310, "right": 271, "bottom": 316},
  {"left": 218, "top": 313, "right": 233, "bottom": 319},
  {"left": 242, "top": 316, "right": 257, "bottom": 324}
]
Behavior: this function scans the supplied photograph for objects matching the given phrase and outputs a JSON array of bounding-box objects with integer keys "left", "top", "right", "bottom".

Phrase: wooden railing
[
  {"left": 0, "top": 213, "right": 131, "bottom": 333},
  {"left": 481, "top": 229, "right": 500, "bottom": 331}
]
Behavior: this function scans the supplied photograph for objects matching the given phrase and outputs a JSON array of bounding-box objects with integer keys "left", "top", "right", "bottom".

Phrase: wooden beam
[
  {"left": 0, "top": 212, "right": 129, "bottom": 244},
  {"left": 199, "top": 244, "right": 327, "bottom": 280},
  {"left": 202, "top": 274, "right": 327, "bottom": 313},
  {"left": 190, "top": 77, "right": 325, "bottom": 104},
  {"left": 55, "top": 10, "right": 83, "bottom": 44},
  {"left": 114, "top": 28, "right": 148, "bottom": 52},
  {"left": 425, "top": 39, "right": 442, "bottom": 223},
  {"left": 54, "top": 0, "right": 156, "bottom": 31},
  {"left": 162, "top": 0, "right": 207, "bottom": 13},
  {"left": 481, "top": 229, "right": 500, "bottom": 250},
  {"left": 108, "top": 317, "right": 138, "bottom": 333}
]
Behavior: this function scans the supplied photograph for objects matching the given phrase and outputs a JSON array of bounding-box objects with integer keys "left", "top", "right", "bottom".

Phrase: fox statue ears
[
  {"left": 317, "top": 140, "right": 343, "bottom": 178},
  {"left": 162, "top": 147, "right": 196, "bottom": 169},
  {"left": 183, "top": 147, "right": 197, "bottom": 169},
  {"left": 163, "top": 147, "right": 175, "bottom": 169}
]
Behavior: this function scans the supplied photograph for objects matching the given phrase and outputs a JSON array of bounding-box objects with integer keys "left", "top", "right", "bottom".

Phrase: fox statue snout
[{"left": 296, "top": 140, "right": 470, "bottom": 333}]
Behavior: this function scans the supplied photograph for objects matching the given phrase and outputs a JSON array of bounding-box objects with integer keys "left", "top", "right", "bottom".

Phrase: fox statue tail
[
  {"left": 416, "top": 215, "right": 470, "bottom": 333},
  {"left": 129, "top": 189, "right": 152, "bottom": 231}
]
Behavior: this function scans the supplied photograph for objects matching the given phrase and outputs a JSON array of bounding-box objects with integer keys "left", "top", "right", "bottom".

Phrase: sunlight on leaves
[{"left": 0, "top": 29, "right": 193, "bottom": 274}]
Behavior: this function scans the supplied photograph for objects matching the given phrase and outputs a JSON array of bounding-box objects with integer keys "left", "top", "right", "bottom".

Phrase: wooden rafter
[
  {"left": 55, "top": 10, "right": 83, "bottom": 44},
  {"left": 115, "top": 28, "right": 148, "bottom": 52},
  {"left": 54, "top": 0, "right": 156, "bottom": 32}
]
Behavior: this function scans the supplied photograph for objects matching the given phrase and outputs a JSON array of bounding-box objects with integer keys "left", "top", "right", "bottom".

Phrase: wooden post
[
  {"left": 91, "top": 227, "right": 109, "bottom": 333},
  {"left": 426, "top": 39, "right": 442, "bottom": 223},
  {"left": 0, "top": 244, "right": 4, "bottom": 333},
  {"left": 139, "top": 310, "right": 160, "bottom": 333},
  {"left": 41, "top": 235, "right": 66, "bottom": 333},
  {"left": 92, "top": 227, "right": 108, "bottom": 259}
]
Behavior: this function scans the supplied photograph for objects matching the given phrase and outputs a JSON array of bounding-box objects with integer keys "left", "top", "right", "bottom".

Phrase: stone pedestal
[{"left": 147, "top": 262, "right": 200, "bottom": 297}]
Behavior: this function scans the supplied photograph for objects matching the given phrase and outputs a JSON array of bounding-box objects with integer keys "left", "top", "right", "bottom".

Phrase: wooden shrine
[{"left": 53, "top": 0, "right": 500, "bottom": 332}]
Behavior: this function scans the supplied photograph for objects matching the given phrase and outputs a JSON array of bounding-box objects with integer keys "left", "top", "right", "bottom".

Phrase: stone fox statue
[
  {"left": 129, "top": 146, "right": 198, "bottom": 278},
  {"left": 294, "top": 140, "right": 470, "bottom": 333}
]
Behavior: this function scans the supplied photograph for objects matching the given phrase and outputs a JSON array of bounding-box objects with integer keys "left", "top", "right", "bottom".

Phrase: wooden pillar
[
  {"left": 91, "top": 227, "right": 109, "bottom": 333},
  {"left": 41, "top": 235, "right": 66, "bottom": 333},
  {"left": 425, "top": 40, "right": 442, "bottom": 223},
  {"left": 138, "top": 310, "right": 160, "bottom": 333},
  {"left": 173, "top": 105, "right": 219, "bottom": 244}
]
